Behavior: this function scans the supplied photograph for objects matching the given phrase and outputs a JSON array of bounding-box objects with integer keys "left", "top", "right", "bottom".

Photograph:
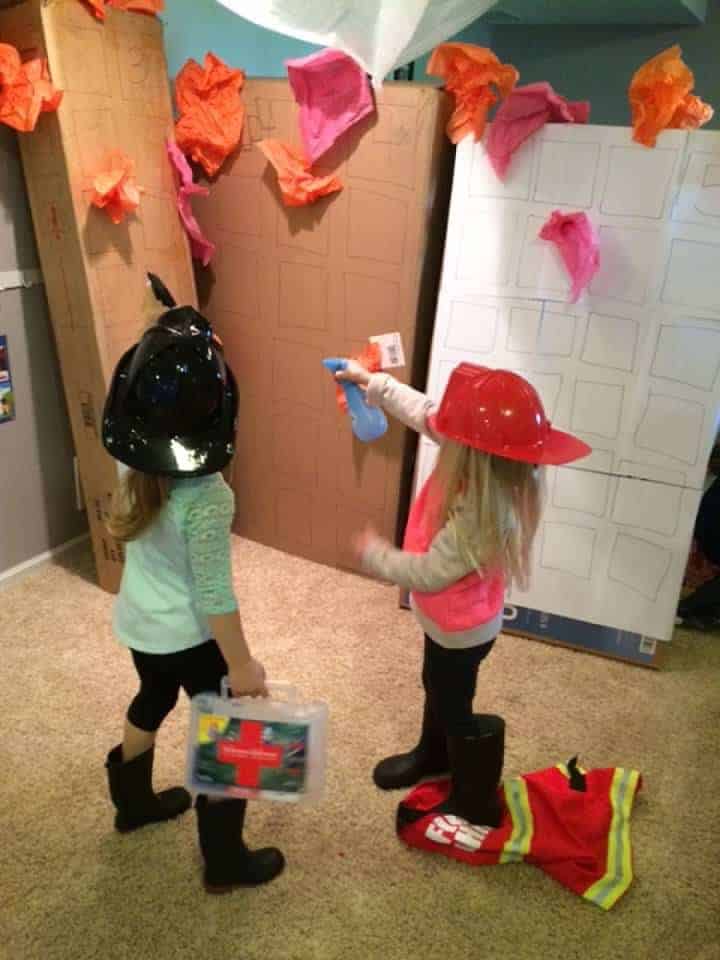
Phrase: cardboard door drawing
[{"left": 0, "top": 335, "right": 15, "bottom": 424}]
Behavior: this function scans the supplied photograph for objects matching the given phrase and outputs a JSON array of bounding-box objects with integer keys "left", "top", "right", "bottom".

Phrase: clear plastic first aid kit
[{"left": 186, "top": 680, "right": 328, "bottom": 803}]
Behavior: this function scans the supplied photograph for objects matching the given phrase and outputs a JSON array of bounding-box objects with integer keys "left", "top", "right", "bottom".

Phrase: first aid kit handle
[{"left": 220, "top": 678, "right": 299, "bottom": 702}]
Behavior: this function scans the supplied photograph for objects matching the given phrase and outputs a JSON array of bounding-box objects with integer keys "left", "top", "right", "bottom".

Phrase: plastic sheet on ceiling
[{"left": 214, "top": 0, "right": 497, "bottom": 85}]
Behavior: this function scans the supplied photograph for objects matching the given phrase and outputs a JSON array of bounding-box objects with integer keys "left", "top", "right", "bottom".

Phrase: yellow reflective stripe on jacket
[
  {"left": 500, "top": 778, "right": 533, "bottom": 863},
  {"left": 583, "top": 768, "right": 641, "bottom": 910},
  {"left": 555, "top": 762, "right": 588, "bottom": 777}
]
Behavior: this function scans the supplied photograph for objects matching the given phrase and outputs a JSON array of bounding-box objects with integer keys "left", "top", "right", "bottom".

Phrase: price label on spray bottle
[{"left": 370, "top": 332, "right": 406, "bottom": 370}]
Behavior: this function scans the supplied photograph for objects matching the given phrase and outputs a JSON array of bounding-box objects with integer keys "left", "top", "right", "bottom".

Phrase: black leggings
[
  {"left": 127, "top": 640, "right": 228, "bottom": 732},
  {"left": 127, "top": 635, "right": 494, "bottom": 734},
  {"left": 421, "top": 634, "right": 495, "bottom": 736}
]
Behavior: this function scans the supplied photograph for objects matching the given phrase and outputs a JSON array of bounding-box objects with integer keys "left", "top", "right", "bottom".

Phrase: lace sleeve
[{"left": 178, "top": 478, "right": 238, "bottom": 616}]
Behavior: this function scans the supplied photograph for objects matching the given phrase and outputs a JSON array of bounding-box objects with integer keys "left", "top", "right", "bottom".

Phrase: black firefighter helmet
[{"left": 102, "top": 274, "right": 238, "bottom": 478}]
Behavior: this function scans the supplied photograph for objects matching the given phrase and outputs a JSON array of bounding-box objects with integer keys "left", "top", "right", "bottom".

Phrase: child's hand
[
  {"left": 228, "top": 657, "right": 268, "bottom": 698},
  {"left": 335, "top": 359, "right": 372, "bottom": 389},
  {"left": 352, "top": 523, "right": 384, "bottom": 560}
]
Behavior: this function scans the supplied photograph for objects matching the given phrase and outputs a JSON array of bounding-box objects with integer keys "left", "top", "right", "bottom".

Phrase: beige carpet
[{"left": 1, "top": 539, "right": 719, "bottom": 960}]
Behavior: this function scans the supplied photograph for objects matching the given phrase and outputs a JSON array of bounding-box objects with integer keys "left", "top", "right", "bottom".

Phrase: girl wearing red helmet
[{"left": 336, "top": 361, "right": 591, "bottom": 827}]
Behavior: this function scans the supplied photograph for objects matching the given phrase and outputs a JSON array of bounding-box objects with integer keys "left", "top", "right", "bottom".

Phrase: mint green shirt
[{"left": 113, "top": 473, "right": 238, "bottom": 654}]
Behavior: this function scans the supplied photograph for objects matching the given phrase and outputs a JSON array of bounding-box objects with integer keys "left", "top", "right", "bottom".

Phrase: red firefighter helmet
[{"left": 428, "top": 363, "right": 591, "bottom": 466}]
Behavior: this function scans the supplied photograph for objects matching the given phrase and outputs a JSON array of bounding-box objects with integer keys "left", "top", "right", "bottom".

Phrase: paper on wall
[
  {"left": 215, "top": 0, "right": 496, "bottom": 86},
  {"left": 427, "top": 43, "right": 518, "bottom": 144},
  {"left": 109, "top": 0, "right": 164, "bottom": 12},
  {"left": 538, "top": 210, "right": 599, "bottom": 304},
  {"left": 286, "top": 49, "right": 374, "bottom": 164},
  {"left": 82, "top": 0, "right": 164, "bottom": 18},
  {"left": 0, "top": 44, "right": 63, "bottom": 133},
  {"left": 629, "top": 45, "right": 713, "bottom": 148},
  {"left": 166, "top": 140, "right": 215, "bottom": 266},
  {"left": 485, "top": 82, "right": 589, "bottom": 180},
  {"left": 256, "top": 139, "right": 343, "bottom": 206},
  {"left": 175, "top": 53, "right": 245, "bottom": 178},
  {"left": 90, "top": 150, "right": 142, "bottom": 224}
]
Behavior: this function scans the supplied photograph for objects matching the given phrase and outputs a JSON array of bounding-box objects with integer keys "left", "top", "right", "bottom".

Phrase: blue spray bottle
[{"left": 322, "top": 357, "right": 388, "bottom": 443}]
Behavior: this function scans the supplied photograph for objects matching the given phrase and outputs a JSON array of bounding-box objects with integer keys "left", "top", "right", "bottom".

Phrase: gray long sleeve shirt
[{"left": 362, "top": 373, "right": 502, "bottom": 648}]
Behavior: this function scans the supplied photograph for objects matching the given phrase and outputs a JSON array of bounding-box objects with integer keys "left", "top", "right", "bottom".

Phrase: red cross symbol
[{"left": 217, "top": 721, "right": 284, "bottom": 788}]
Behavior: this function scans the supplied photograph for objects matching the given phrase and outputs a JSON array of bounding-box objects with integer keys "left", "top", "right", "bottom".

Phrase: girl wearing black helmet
[{"left": 101, "top": 274, "right": 284, "bottom": 893}]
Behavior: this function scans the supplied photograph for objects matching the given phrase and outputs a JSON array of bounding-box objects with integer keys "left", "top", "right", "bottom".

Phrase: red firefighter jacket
[{"left": 397, "top": 760, "right": 642, "bottom": 910}]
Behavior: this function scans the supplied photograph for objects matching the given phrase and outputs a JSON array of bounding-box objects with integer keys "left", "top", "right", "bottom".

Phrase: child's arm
[
  {"left": 185, "top": 480, "right": 268, "bottom": 696},
  {"left": 356, "top": 521, "right": 477, "bottom": 593},
  {"left": 207, "top": 612, "right": 267, "bottom": 698},
  {"left": 336, "top": 362, "right": 440, "bottom": 440}
]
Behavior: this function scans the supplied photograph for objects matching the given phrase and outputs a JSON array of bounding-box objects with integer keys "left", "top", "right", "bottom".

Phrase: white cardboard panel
[
  {"left": 429, "top": 126, "right": 720, "bottom": 491},
  {"left": 414, "top": 439, "right": 699, "bottom": 640},
  {"left": 505, "top": 471, "right": 701, "bottom": 642},
  {"left": 417, "top": 124, "right": 720, "bottom": 642},
  {"left": 423, "top": 293, "right": 720, "bottom": 489}
]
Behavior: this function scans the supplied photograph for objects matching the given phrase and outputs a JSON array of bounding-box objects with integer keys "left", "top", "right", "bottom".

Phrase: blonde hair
[
  {"left": 429, "top": 440, "right": 544, "bottom": 591},
  {"left": 106, "top": 469, "right": 169, "bottom": 542}
]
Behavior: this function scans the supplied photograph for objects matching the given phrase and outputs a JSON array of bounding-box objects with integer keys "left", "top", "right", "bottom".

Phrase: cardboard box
[
  {"left": 398, "top": 589, "right": 661, "bottom": 668},
  {"left": 194, "top": 79, "right": 452, "bottom": 571},
  {"left": 0, "top": 0, "right": 196, "bottom": 591},
  {"left": 501, "top": 604, "right": 662, "bottom": 669}
]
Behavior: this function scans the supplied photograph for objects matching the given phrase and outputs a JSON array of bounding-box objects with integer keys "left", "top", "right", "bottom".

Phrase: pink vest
[{"left": 403, "top": 475, "right": 505, "bottom": 632}]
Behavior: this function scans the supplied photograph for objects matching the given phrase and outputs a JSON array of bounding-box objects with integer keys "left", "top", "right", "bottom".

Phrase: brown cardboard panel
[
  {"left": 348, "top": 102, "right": 426, "bottom": 187},
  {"left": 195, "top": 79, "right": 452, "bottom": 569},
  {"left": 210, "top": 243, "right": 264, "bottom": 326},
  {"left": 335, "top": 424, "right": 397, "bottom": 510},
  {"left": 335, "top": 501, "right": 387, "bottom": 574},
  {"left": 308, "top": 496, "right": 340, "bottom": 568},
  {"left": 274, "top": 486, "right": 314, "bottom": 555},
  {"left": 278, "top": 260, "right": 330, "bottom": 332},
  {"left": 224, "top": 329, "right": 273, "bottom": 400},
  {"left": 272, "top": 405, "right": 320, "bottom": 484},
  {"left": 276, "top": 200, "right": 335, "bottom": 258},
  {"left": 0, "top": 0, "right": 196, "bottom": 591},
  {"left": 343, "top": 272, "right": 401, "bottom": 340},
  {"left": 273, "top": 337, "right": 325, "bottom": 412},
  {"left": 346, "top": 186, "right": 408, "bottom": 264},
  {"left": 232, "top": 459, "right": 275, "bottom": 538},
  {"left": 235, "top": 392, "right": 272, "bottom": 473}
]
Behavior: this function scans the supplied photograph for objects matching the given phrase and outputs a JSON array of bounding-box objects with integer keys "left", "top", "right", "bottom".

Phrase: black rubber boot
[
  {"left": 397, "top": 714, "right": 505, "bottom": 829},
  {"left": 195, "top": 796, "right": 285, "bottom": 893},
  {"left": 373, "top": 700, "right": 450, "bottom": 791},
  {"left": 105, "top": 745, "right": 192, "bottom": 833}
]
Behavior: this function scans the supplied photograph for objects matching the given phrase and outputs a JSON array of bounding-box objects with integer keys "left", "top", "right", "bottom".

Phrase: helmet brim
[
  {"left": 427, "top": 413, "right": 592, "bottom": 466},
  {"left": 102, "top": 344, "right": 239, "bottom": 478}
]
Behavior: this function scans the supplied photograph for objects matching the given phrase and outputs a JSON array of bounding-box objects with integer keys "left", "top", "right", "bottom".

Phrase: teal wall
[
  {"left": 486, "top": 8, "right": 720, "bottom": 127},
  {"left": 162, "top": 1, "right": 719, "bottom": 129},
  {"left": 161, "top": 0, "right": 487, "bottom": 81},
  {"left": 162, "top": 0, "right": 317, "bottom": 79}
]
